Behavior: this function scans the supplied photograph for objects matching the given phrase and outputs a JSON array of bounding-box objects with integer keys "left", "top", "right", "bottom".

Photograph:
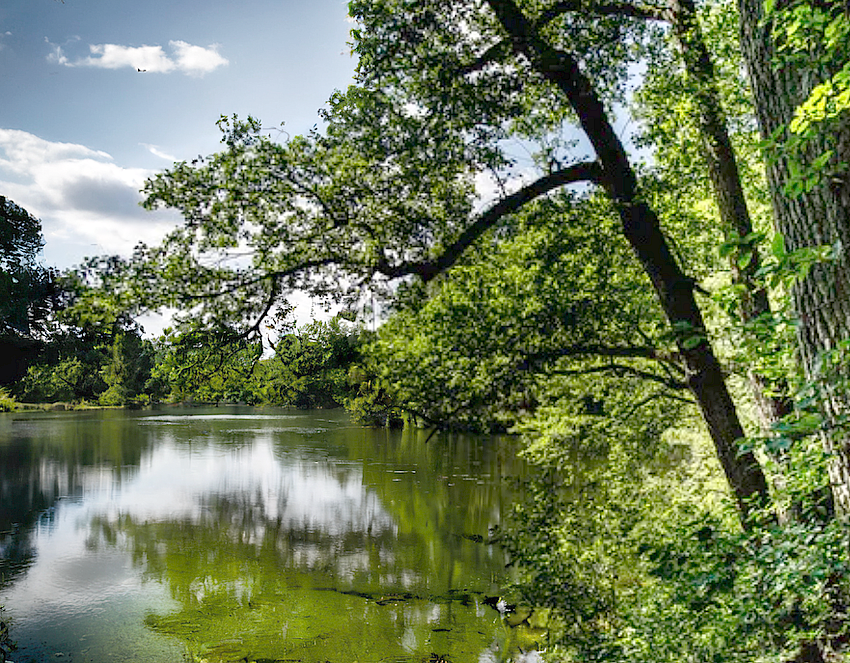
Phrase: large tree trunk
[
  {"left": 737, "top": 0, "right": 850, "bottom": 513},
  {"left": 671, "top": 0, "right": 793, "bottom": 434},
  {"left": 486, "top": 0, "right": 771, "bottom": 523}
]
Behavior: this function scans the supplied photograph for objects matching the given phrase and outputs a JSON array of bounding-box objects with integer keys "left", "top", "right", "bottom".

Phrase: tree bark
[
  {"left": 737, "top": 0, "right": 850, "bottom": 513},
  {"left": 485, "top": 0, "right": 771, "bottom": 523},
  {"left": 671, "top": 0, "right": 794, "bottom": 434}
]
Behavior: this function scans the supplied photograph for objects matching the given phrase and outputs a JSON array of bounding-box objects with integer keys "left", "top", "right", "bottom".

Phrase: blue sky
[{"left": 0, "top": 0, "right": 356, "bottom": 271}]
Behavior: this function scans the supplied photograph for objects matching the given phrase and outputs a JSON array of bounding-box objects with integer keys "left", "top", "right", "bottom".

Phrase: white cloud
[
  {"left": 0, "top": 130, "right": 333, "bottom": 334},
  {"left": 169, "top": 40, "right": 228, "bottom": 74},
  {"left": 47, "top": 45, "right": 67, "bottom": 65},
  {"left": 48, "top": 40, "right": 228, "bottom": 76},
  {"left": 82, "top": 43, "right": 174, "bottom": 72},
  {"left": 141, "top": 143, "right": 178, "bottom": 162},
  {"left": 0, "top": 129, "right": 179, "bottom": 268}
]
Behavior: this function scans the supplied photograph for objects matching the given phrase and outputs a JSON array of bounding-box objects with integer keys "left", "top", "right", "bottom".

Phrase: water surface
[{"left": 0, "top": 407, "right": 529, "bottom": 662}]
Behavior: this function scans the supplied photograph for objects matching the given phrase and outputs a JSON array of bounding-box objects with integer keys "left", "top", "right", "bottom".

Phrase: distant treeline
[{"left": 2, "top": 313, "right": 402, "bottom": 427}]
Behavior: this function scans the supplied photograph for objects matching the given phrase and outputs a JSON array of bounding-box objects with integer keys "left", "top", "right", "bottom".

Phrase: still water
[{"left": 0, "top": 407, "right": 531, "bottom": 662}]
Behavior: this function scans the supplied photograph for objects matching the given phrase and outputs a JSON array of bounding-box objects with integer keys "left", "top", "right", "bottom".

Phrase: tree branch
[
  {"left": 273, "top": 168, "right": 351, "bottom": 229},
  {"left": 536, "top": 0, "right": 669, "bottom": 25},
  {"left": 175, "top": 258, "right": 339, "bottom": 301},
  {"left": 529, "top": 343, "right": 661, "bottom": 361},
  {"left": 522, "top": 342, "right": 687, "bottom": 374},
  {"left": 549, "top": 363, "right": 689, "bottom": 390},
  {"left": 620, "top": 390, "right": 696, "bottom": 420},
  {"left": 378, "top": 161, "right": 603, "bottom": 281},
  {"left": 485, "top": 0, "right": 640, "bottom": 204},
  {"left": 243, "top": 275, "right": 280, "bottom": 340},
  {"left": 459, "top": 0, "right": 669, "bottom": 76},
  {"left": 459, "top": 40, "right": 514, "bottom": 76}
]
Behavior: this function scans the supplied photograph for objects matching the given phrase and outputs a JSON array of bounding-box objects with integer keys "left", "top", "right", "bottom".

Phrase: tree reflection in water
[{"left": 0, "top": 408, "right": 532, "bottom": 662}]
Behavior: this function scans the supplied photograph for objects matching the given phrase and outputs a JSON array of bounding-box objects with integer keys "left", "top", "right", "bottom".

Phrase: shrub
[{"left": 0, "top": 389, "right": 17, "bottom": 412}]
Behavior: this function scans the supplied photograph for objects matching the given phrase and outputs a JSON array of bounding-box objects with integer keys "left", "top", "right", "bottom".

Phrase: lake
[{"left": 0, "top": 407, "right": 535, "bottom": 662}]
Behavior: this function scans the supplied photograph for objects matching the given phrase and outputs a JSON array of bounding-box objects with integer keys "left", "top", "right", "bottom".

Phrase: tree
[
  {"left": 0, "top": 196, "right": 52, "bottom": 336},
  {"left": 735, "top": 0, "right": 850, "bottom": 512},
  {"left": 150, "top": 325, "right": 264, "bottom": 404},
  {"left": 0, "top": 196, "right": 56, "bottom": 385},
  {"left": 653, "top": 0, "right": 793, "bottom": 433},
  {"left": 12, "top": 275, "right": 155, "bottom": 404},
  {"left": 130, "top": 0, "right": 770, "bottom": 522},
  {"left": 260, "top": 317, "right": 361, "bottom": 409},
  {"left": 99, "top": 330, "right": 159, "bottom": 406},
  {"left": 367, "top": 189, "right": 691, "bottom": 433}
]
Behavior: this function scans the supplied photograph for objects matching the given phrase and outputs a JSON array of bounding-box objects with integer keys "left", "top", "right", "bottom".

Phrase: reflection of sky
[
  {"left": 124, "top": 423, "right": 395, "bottom": 535},
  {"left": 0, "top": 413, "right": 397, "bottom": 659}
]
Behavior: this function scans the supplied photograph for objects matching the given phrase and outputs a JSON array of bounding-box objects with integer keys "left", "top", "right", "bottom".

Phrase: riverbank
[
  {"left": 10, "top": 401, "right": 120, "bottom": 412},
  {"left": 0, "top": 400, "right": 267, "bottom": 413}
]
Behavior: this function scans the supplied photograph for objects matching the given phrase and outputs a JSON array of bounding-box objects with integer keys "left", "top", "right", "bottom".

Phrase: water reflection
[{"left": 0, "top": 408, "right": 528, "bottom": 662}]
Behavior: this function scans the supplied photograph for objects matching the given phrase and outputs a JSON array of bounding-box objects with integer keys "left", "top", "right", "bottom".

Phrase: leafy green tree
[
  {"left": 150, "top": 325, "right": 264, "bottom": 404},
  {"left": 0, "top": 196, "right": 55, "bottom": 337},
  {"left": 15, "top": 357, "right": 100, "bottom": 403},
  {"left": 13, "top": 324, "right": 160, "bottom": 405},
  {"left": 0, "top": 388, "right": 17, "bottom": 412},
  {"left": 259, "top": 317, "right": 363, "bottom": 409},
  {"left": 99, "top": 330, "right": 159, "bottom": 406},
  {"left": 125, "top": 0, "right": 771, "bottom": 519},
  {"left": 146, "top": 316, "right": 366, "bottom": 408},
  {"left": 343, "top": 368, "right": 405, "bottom": 428},
  {"left": 736, "top": 0, "right": 850, "bottom": 513},
  {"left": 12, "top": 273, "right": 158, "bottom": 404},
  {"left": 0, "top": 196, "right": 57, "bottom": 386},
  {"left": 367, "top": 189, "right": 686, "bottom": 433}
]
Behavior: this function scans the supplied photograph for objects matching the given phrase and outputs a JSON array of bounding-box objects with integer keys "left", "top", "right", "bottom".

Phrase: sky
[
  {"left": 0, "top": 0, "right": 356, "bottom": 274},
  {"left": 0, "top": 0, "right": 632, "bottom": 335}
]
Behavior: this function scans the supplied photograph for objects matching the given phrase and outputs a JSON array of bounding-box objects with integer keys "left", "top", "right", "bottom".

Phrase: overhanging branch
[
  {"left": 537, "top": 0, "right": 669, "bottom": 25},
  {"left": 520, "top": 342, "right": 689, "bottom": 389},
  {"left": 523, "top": 343, "right": 686, "bottom": 374},
  {"left": 379, "top": 161, "right": 603, "bottom": 281},
  {"left": 549, "top": 362, "right": 689, "bottom": 390}
]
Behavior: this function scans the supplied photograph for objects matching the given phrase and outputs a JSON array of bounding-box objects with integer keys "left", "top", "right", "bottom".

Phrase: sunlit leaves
[
  {"left": 151, "top": 323, "right": 264, "bottom": 404},
  {"left": 122, "top": 0, "right": 677, "bottom": 344},
  {"left": 766, "top": 0, "right": 850, "bottom": 195},
  {"left": 365, "top": 190, "right": 675, "bottom": 431}
]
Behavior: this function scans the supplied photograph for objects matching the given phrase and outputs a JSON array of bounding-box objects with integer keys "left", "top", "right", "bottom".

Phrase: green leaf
[
  {"left": 681, "top": 335, "right": 705, "bottom": 350},
  {"left": 764, "top": 436, "right": 794, "bottom": 453},
  {"left": 737, "top": 249, "right": 754, "bottom": 271},
  {"left": 771, "top": 233, "right": 787, "bottom": 259},
  {"left": 719, "top": 241, "right": 737, "bottom": 258}
]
